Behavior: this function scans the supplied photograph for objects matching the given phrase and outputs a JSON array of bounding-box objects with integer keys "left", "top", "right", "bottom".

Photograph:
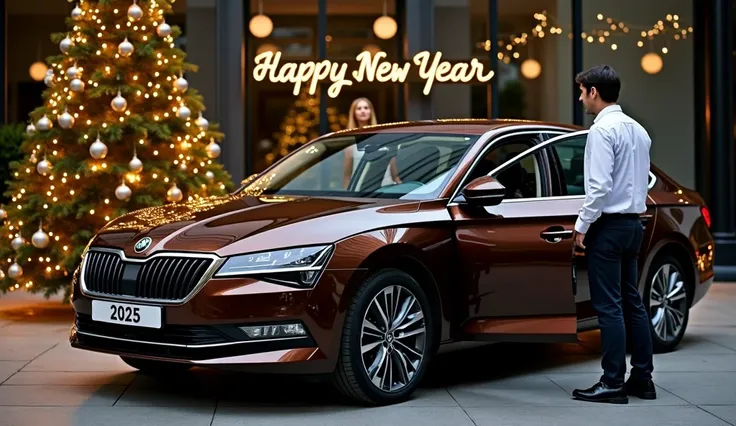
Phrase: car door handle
[{"left": 540, "top": 228, "right": 573, "bottom": 243}]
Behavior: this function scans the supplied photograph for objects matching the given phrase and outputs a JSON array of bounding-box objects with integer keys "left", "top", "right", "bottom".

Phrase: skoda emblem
[{"left": 134, "top": 237, "right": 152, "bottom": 253}]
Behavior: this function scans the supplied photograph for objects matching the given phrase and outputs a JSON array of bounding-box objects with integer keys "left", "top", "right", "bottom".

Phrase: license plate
[{"left": 91, "top": 300, "right": 162, "bottom": 329}]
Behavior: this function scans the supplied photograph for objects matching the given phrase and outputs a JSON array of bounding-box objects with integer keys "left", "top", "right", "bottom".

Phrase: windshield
[{"left": 238, "top": 132, "right": 478, "bottom": 200}]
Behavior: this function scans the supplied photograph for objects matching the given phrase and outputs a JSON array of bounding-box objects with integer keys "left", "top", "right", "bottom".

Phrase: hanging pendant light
[
  {"left": 373, "top": 0, "right": 397, "bottom": 40},
  {"left": 249, "top": 0, "right": 273, "bottom": 38}
]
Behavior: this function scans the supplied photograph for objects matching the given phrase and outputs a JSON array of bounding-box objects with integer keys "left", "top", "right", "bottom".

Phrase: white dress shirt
[{"left": 574, "top": 104, "right": 651, "bottom": 234}]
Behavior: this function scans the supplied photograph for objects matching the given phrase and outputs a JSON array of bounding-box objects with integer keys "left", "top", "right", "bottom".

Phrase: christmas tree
[
  {"left": 0, "top": 0, "right": 233, "bottom": 300},
  {"left": 265, "top": 89, "right": 348, "bottom": 167}
]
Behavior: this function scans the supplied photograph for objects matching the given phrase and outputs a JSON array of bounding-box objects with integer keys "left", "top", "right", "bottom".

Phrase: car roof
[{"left": 328, "top": 118, "right": 584, "bottom": 136}]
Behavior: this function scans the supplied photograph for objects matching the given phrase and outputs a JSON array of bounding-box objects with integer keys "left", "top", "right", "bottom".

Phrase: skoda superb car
[{"left": 70, "top": 119, "right": 715, "bottom": 405}]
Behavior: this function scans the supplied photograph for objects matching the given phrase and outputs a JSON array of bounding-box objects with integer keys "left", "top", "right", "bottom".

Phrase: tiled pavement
[{"left": 0, "top": 284, "right": 735, "bottom": 426}]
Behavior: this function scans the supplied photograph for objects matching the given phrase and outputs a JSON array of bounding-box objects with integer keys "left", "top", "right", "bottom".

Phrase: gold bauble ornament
[
  {"left": 118, "top": 37, "right": 134, "bottom": 57},
  {"left": 167, "top": 183, "right": 183, "bottom": 203},
  {"left": 89, "top": 136, "right": 108, "bottom": 159},
  {"left": 111, "top": 90, "right": 127, "bottom": 112},
  {"left": 129, "top": 155, "right": 143, "bottom": 173}
]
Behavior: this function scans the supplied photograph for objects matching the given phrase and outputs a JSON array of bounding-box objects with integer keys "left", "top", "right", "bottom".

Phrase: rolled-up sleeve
[{"left": 574, "top": 127, "right": 615, "bottom": 234}]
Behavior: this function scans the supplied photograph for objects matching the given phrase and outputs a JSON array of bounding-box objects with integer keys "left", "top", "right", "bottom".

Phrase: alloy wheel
[
  {"left": 649, "top": 263, "right": 688, "bottom": 343},
  {"left": 360, "top": 285, "right": 426, "bottom": 393}
]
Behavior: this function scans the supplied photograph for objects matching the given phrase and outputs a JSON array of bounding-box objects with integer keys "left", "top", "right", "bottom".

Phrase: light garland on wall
[{"left": 478, "top": 11, "right": 693, "bottom": 77}]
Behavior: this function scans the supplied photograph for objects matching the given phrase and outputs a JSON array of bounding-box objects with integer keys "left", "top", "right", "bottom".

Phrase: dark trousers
[{"left": 585, "top": 214, "right": 654, "bottom": 387}]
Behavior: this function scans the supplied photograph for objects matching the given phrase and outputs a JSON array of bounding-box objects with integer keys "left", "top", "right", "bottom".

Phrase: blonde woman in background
[{"left": 342, "top": 97, "right": 401, "bottom": 189}]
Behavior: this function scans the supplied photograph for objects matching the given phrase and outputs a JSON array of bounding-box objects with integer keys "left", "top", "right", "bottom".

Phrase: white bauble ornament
[
  {"left": 157, "top": 20, "right": 172, "bottom": 37},
  {"left": 32, "top": 227, "right": 50, "bottom": 249},
  {"left": 115, "top": 181, "right": 132, "bottom": 201},
  {"left": 127, "top": 1, "right": 143, "bottom": 21},
  {"left": 44, "top": 74, "right": 55, "bottom": 87},
  {"left": 118, "top": 37, "right": 134, "bottom": 57},
  {"left": 195, "top": 113, "right": 209, "bottom": 131},
  {"left": 177, "top": 104, "right": 191, "bottom": 119},
  {"left": 89, "top": 137, "right": 108, "bottom": 159},
  {"left": 71, "top": 4, "right": 83, "bottom": 20},
  {"left": 37, "top": 115, "right": 52, "bottom": 131},
  {"left": 167, "top": 183, "right": 183, "bottom": 203},
  {"left": 205, "top": 171, "right": 215, "bottom": 182},
  {"left": 66, "top": 64, "right": 79, "bottom": 79},
  {"left": 129, "top": 155, "right": 143, "bottom": 173},
  {"left": 70, "top": 78, "right": 85, "bottom": 92},
  {"left": 58, "top": 109, "right": 75, "bottom": 129},
  {"left": 26, "top": 123, "right": 36, "bottom": 136},
  {"left": 60, "top": 36, "right": 74, "bottom": 54},
  {"left": 11, "top": 236, "right": 23, "bottom": 251},
  {"left": 175, "top": 75, "right": 188, "bottom": 92},
  {"left": 37, "top": 158, "right": 52, "bottom": 176},
  {"left": 206, "top": 139, "right": 221, "bottom": 158},
  {"left": 0, "top": 207, "right": 6, "bottom": 220},
  {"left": 8, "top": 262, "right": 23, "bottom": 279},
  {"left": 111, "top": 90, "right": 127, "bottom": 112}
]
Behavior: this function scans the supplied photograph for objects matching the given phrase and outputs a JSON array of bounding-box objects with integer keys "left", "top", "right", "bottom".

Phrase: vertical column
[
  {"left": 0, "top": 0, "right": 6, "bottom": 125},
  {"left": 186, "top": 0, "right": 217, "bottom": 121},
  {"left": 571, "top": 0, "right": 583, "bottom": 126},
  {"left": 405, "top": 0, "right": 434, "bottom": 120},
  {"left": 215, "top": 0, "right": 246, "bottom": 182},
  {"left": 693, "top": 0, "right": 710, "bottom": 201},
  {"left": 395, "top": 0, "right": 406, "bottom": 121},
  {"left": 318, "top": 0, "right": 328, "bottom": 136},
  {"left": 433, "top": 0, "right": 470, "bottom": 118},
  {"left": 488, "top": 0, "right": 499, "bottom": 118}
]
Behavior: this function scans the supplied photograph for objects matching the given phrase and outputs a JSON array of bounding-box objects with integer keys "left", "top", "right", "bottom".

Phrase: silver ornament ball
[
  {"left": 115, "top": 182, "right": 132, "bottom": 201},
  {"left": 66, "top": 65, "right": 79, "bottom": 79},
  {"left": 37, "top": 115, "right": 52, "bottom": 131},
  {"left": 195, "top": 114, "right": 209, "bottom": 131},
  {"left": 206, "top": 140, "right": 221, "bottom": 159},
  {"left": 157, "top": 21, "right": 172, "bottom": 37},
  {"left": 60, "top": 36, "right": 73, "bottom": 54},
  {"left": 205, "top": 171, "right": 215, "bottom": 182},
  {"left": 0, "top": 207, "right": 6, "bottom": 220},
  {"left": 175, "top": 76, "right": 188, "bottom": 92},
  {"left": 32, "top": 228, "right": 50, "bottom": 249},
  {"left": 111, "top": 92, "right": 127, "bottom": 112},
  {"left": 37, "top": 159, "right": 52, "bottom": 176},
  {"left": 58, "top": 111, "right": 75, "bottom": 129},
  {"left": 70, "top": 78, "right": 85, "bottom": 92},
  {"left": 167, "top": 184, "right": 183, "bottom": 203},
  {"left": 71, "top": 5, "right": 83, "bottom": 20},
  {"left": 89, "top": 138, "right": 108, "bottom": 159},
  {"left": 44, "top": 74, "right": 55, "bottom": 87},
  {"left": 118, "top": 38, "right": 134, "bottom": 57},
  {"left": 8, "top": 263, "right": 23, "bottom": 279},
  {"left": 26, "top": 123, "right": 36, "bottom": 136},
  {"left": 129, "top": 155, "right": 143, "bottom": 173},
  {"left": 177, "top": 104, "right": 191, "bottom": 119},
  {"left": 11, "top": 236, "right": 23, "bottom": 251},
  {"left": 127, "top": 2, "right": 143, "bottom": 21}
]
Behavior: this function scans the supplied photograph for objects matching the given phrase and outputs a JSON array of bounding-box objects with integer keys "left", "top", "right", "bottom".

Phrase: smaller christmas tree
[{"left": 266, "top": 89, "right": 348, "bottom": 167}]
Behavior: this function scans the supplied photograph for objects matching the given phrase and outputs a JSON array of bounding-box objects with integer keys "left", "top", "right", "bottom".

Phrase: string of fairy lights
[
  {"left": 1, "top": 0, "right": 227, "bottom": 289},
  {"left": 480, "top": 11, "right": 692, "bottom": 77}
]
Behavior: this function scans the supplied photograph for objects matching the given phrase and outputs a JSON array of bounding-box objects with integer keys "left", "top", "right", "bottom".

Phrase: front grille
[{"left": 82, "top": 250, "right": 214, "bottom": 302}]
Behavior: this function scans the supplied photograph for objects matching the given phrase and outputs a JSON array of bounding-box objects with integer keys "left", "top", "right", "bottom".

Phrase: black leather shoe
[
  {"left": 624, "top": 378, "right": 657, "bottom": 400},
  {"left": 572, "top": 381, "right": 629, "bottom": 404}
]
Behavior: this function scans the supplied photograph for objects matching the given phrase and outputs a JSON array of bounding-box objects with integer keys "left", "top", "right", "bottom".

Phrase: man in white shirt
[{"left": 570, "top": 65, "right": 656, "bottom": 405}]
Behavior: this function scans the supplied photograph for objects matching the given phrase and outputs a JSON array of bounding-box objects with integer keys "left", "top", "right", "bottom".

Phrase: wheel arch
[{"left": 639, "top": 234, "right": 697, "bottom": 307}]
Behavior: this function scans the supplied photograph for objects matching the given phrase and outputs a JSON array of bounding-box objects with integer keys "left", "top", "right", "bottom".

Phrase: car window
[
  {"left": 489, "top": 150, "right": 545, "bottom": 199},
  {"left": 546, "top": 135, "right": 587, "bottom": 196},
  {"left": 460, "top": 133, "right": 542, "bottom": 191}
]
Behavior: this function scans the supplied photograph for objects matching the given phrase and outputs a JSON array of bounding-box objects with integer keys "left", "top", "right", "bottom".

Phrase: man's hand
[{"left": 572, "top": 230, "right": 586, "bottom": 255}]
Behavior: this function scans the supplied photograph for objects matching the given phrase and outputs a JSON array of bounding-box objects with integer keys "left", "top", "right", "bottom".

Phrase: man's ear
[{"left": 590, "top": 86, "right": 598, "bottom": 99}]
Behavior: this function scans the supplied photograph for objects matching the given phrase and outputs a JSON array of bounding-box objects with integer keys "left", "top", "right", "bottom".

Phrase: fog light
[{"left": 239, "top": 323, "right": 306, "bottom": 339}]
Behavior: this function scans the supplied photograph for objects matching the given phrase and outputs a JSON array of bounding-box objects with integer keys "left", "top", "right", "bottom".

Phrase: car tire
[
  {"left": 643, "top": 255, "right": 691, "bottom": 353},
  {"left": 331, "top": 268, "right": 436, "bottom": 406},
  {"left": 120, "top": 356, "right": 193, "bottom": 375}
]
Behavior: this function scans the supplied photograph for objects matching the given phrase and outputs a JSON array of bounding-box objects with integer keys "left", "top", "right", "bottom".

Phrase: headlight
[{"left": 214, "top": 245, "right": 333, "bottom": 287}]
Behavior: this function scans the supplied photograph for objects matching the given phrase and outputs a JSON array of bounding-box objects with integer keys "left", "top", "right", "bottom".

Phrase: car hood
[{"left": 92, "top": 193, "right": 439, "bottom": 258}]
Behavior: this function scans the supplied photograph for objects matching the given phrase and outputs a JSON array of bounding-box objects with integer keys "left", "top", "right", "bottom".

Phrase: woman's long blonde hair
[{"left": 347, "top": 97, "right": 378, "bottom": 129}]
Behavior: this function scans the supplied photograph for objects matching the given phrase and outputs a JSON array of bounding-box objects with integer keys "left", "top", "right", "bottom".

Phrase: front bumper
[{"left": 70, "top": 267, "right": 357, "bottom": 373}]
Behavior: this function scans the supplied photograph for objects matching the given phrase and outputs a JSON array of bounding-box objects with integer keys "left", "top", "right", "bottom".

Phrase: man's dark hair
[{"left": 575, "top": 65, "right": 620, "bottom": 103}]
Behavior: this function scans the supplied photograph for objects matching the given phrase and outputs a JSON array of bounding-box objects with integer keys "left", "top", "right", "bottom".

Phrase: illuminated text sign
[{"left": 252, "top": 50, "right": 495, "bottom": 98}]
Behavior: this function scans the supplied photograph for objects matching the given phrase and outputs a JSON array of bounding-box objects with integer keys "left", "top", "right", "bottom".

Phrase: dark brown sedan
[{"left": 69, "top": 119, "right": 715, "bottom": 405}]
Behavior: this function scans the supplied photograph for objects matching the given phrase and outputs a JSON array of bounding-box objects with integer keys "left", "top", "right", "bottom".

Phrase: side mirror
[{"left": 461, "top": 176, "right": 506, "bottom": 206}]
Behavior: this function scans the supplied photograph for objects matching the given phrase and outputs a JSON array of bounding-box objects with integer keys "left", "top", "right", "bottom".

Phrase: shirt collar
[{"left": 594, "top": 104, "right": 622, "bottom": 123}]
